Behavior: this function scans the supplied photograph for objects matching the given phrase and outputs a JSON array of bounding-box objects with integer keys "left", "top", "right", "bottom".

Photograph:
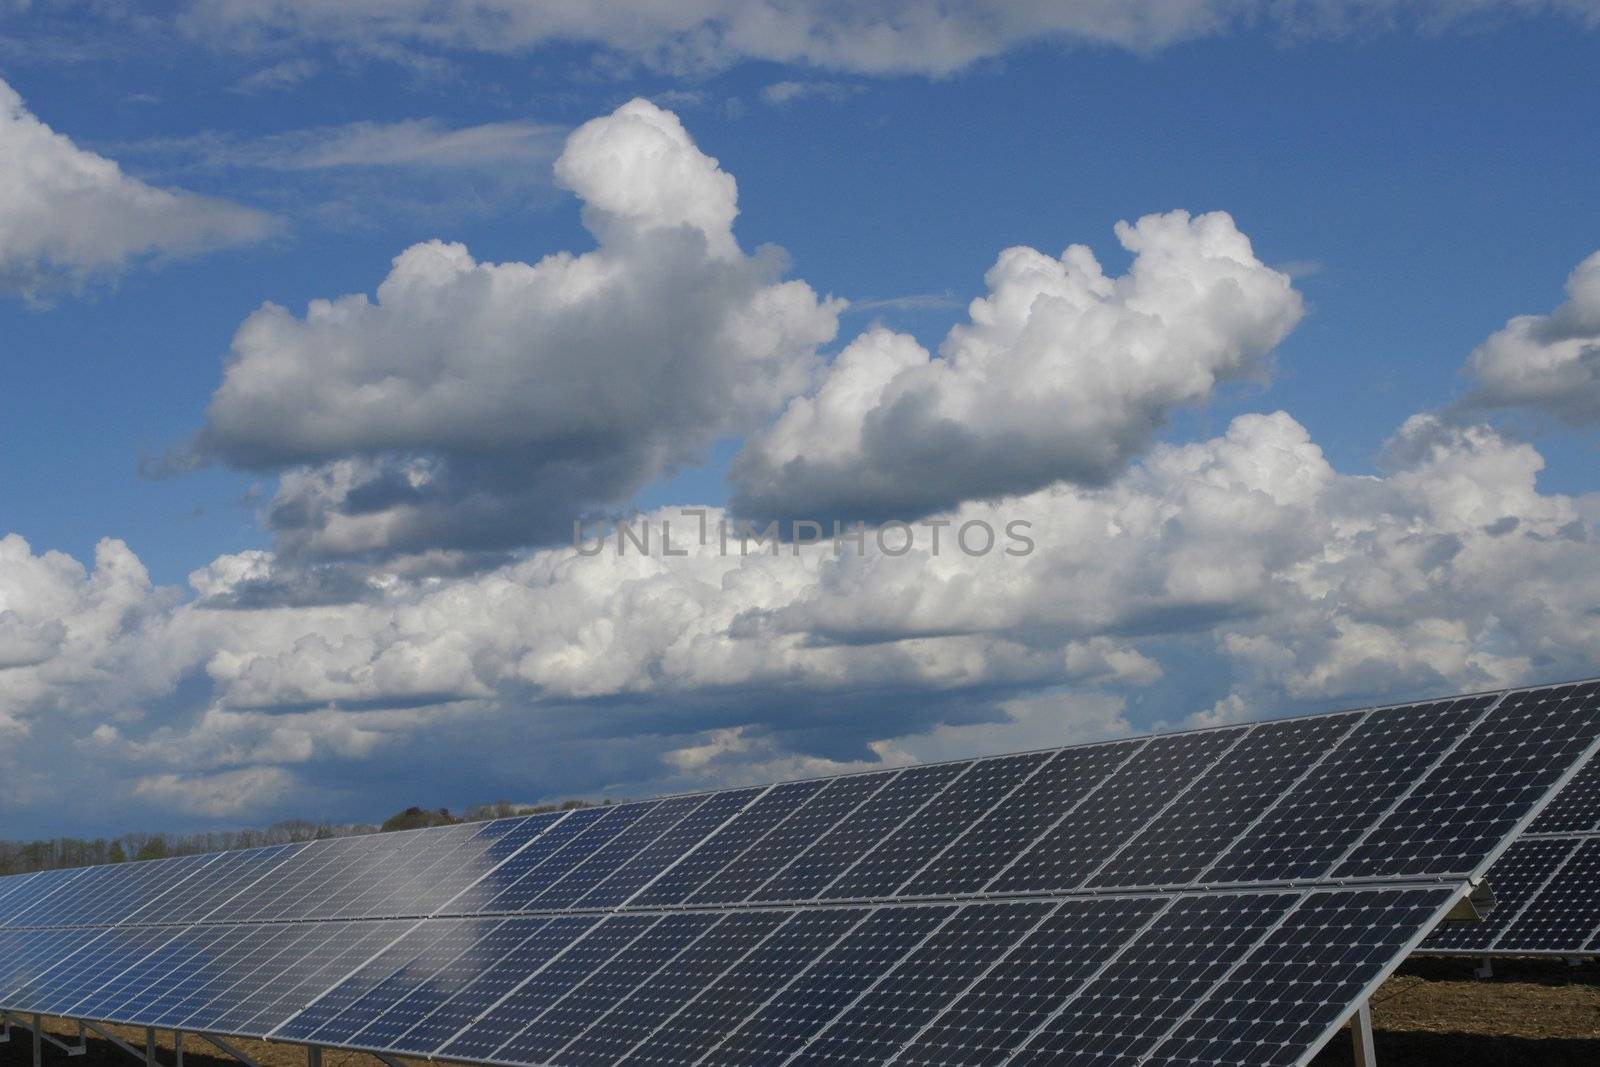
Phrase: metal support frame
[
  {"left": 0, "top": 1012, "right": 87, "bottom": 1063},
  {"left": 1474, "top": 956, "right": 1494, "bottom": 978},
  {"left": 307, "top": 1046, "right": 322, "bottom": 1067},
  {"left": 1349, "top": 999, "right": 1377, "bottom": 1067},
  {"left": 373, "top": 1053, "right": 411, "bottom": 1067},
  {"left": 193, "top": 1031, "right": 263, "bottom": 1067}
]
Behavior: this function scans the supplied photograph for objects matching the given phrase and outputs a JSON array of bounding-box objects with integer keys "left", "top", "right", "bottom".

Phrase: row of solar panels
[
  {"left": 1422, "top": 758, "right": 1600, "bottom": 956},
  {"left": 3, "top": 683, "right": 1595, "bottom": 934},
  {"left": 0, "top": 887, "right": 1455, "bottom": 1067},
  {"left": 1, "top": 679, "right": 1597, "bottom": 1067}
]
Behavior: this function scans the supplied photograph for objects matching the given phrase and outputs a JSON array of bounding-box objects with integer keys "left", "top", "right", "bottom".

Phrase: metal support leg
[
  {"left": 175, "top": 1031, "right": 184, "bottom": 1067},
  {"left": 1474, "top": 956, "right": 1494, "bottom": 979},
  {"left": 32, "top": 1015, "right": 42, "bottom": 1067},
  {"left": 308, "top": 1046, "right": 322, "bottom": 1067},
  {"left": 1350, "top": 1000, "right": 1376, "bottom": 1067},
  {"left": 194, "top": 1032, "right": 263, "bottom": 1067}
]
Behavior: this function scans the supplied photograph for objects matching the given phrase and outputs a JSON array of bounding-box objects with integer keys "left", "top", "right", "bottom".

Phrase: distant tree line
[{"left": 0, "top": 799, "right": 599, "bottom": 876}]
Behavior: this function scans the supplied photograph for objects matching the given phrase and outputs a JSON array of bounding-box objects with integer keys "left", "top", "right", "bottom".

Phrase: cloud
[
  {"left": 181, "top": 1, "right": 1600, "bottom": 77},
  {"left": 0, "top": 76, "right": 275, "bottom": 299},
  {"left": 732, "top": 210, "right": 1303, "bottom": 524},
  {"left": 186, "top": 98, "right": 841, "bottom": 559},
  {"left": 132, "top": 766, "right": 298, "bottom": 817},
  {"left": 1459, "top": 249, "right": 1600, "bottom": 425},
  {"left": 13, "top": 386, "right": 1600, "bottom": 829},
  {"left": 166, "top": 118, "right": 565, "bottom": 170},
  {"left": 761, "top": 80, "right": 860, "bottom": 105},
  {"left": 231, "top": 57, "right": 318, "bottom": 92}
]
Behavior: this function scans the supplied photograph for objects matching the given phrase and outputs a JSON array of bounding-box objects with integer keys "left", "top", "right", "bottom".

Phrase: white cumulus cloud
[
  {"left": 733, "top": 210, "right": 1304, "bottom": 522},
  {"left": 0, "top": 76, "right": 274, "bottom": 299},
  {"left": 190, "top": 98, "right": 841, "bottom": 559},
  {"left": 1460, "top": 249, "right": 1600, "bottom": 424}
]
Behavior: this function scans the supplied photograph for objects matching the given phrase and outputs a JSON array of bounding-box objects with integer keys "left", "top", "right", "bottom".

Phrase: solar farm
[{"left": 3, "top": 680, "right": 1599, "bottom": 1067}]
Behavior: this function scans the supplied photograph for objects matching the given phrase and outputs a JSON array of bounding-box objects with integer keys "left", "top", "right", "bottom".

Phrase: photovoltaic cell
[
  {"left": 1006, "top": 892, "right": 1295, "bottom": 1065},
  {"left": 1494, "top": 837, "right": 1600, "bottom": 952},
  {"left": 474, "top": 809, "right": 611, "bottom": 912},
  {"left": 905, "top": 741, "right": 1140, "bottom": 897},
  {"left": 630, "top": 781, "right": 826, "bottom": 907},
  {"left": 1528, "top": 757, "right": 1600, "bottom": 833},
  {"left": 892, "top": 896, "right": 1166, "bottom": 1067},
  {"left": 501, "top": 806, "right": 661, "bottom": 913},
  {"left": 1422, "top": 837, "right": 1576, "bottom": 952},
  {"left": 168, "top": 923, "right": 309, "bottom": 1031},
  {"left": 620, "top": 909, "right": 863, "bottom": 1067},
  {"left": 1092, "top": 714, "right": 1363, "bottom": 889},
  {"left": 700, "top": 906, "right": 952, "bottom": 1066},
  {"left": 993, "top": 728, "right": 1246, "bottom": 894},
  {"left": 689, "top": 773, "right": 898, "bottom": 905},
  {"left": 1145, "top": 887, "right": 1456, "bottom": 1067},
  {"left": 349, "top": 917, "right": 526, "bottom": 1051},
  {"left": 1337, "top": 682, "right": 1600, "bottom": 877},
  {"left": 823, "top": 756, "right": 1035, "bottom": 900},
  {"left": 384, "top": 917, "right": 589, "bottom": 1056},
  {"left": 554, "top": 912, "right": 788, "bottom": 1067},
  {"left": 532, "top": 797, "right": 707, "bottom": 910},
  {"left": 578, "top": 789, "right": 762, "bottom": 909},
  {"left": 1203, "top": 698, "right": 1489, "bottom": 884},
  {"left": 788, "top": 901, "right": 1052, "bottom": 1067},
  {"left": 493, "top": 912, "right": 720, "bottom": 1063},
  {"left": 439, "top": 914, "right": 658, "bottom": 1062},
  {"left": 225, "top": 920, "right": 414, "bottom": 1039},
  {"left": 754, "top": 766, "right": 964, "bottom": 903}
]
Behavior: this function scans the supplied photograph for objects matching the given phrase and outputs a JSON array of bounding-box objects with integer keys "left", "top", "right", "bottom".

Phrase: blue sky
[{"left": 2, "top": 2, "right": 1599, "bottom": 837}]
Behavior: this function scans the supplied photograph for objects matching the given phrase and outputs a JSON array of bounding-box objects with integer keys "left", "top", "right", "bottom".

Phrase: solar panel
[{"left": 1, "top": 677, "right": 1598, "bottom": 1067}]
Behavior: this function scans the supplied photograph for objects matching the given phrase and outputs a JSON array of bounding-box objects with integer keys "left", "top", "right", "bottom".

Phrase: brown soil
[{"left": 2, "top": 958, "right": 1596, "bottom": 1067}]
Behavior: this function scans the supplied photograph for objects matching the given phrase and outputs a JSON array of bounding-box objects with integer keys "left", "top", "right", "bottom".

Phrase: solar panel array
[
  {"left": 2, "top": 679, "right": 1598, "bottom": 1067},
  {"left": 1421, "top": 757, "right": 1600, "bottom": 957}
]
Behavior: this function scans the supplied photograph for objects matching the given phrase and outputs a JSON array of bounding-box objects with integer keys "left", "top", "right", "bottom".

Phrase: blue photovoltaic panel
[
  {"left": 699, "top": 905, "right": 952, "bottom": 1066},
  {"left": 165, "top": 924, "right": 308, "bottom": 1031},
  {"left": 578, "top": 789, "right": 762, "bottom": 910},
  {"left": 1091, "top": 713, "right": 1363, "bottom": 889},
  {"left": 904, "top": 740, "right": 1140, "bottom": 897},
  {"left": 1202, "top": 698, "right": 1491, "bottom": 884},
  {"left": 753, "top": 766, "right": 964, "bottom": 903},
  {"left": 1145, "top": 887, "right": 1456, "bottom": 1067},
  {"left": 1528, "top": 756, "right": 1600, "bottom": 833},
  {"left": 630, "top": 781, "right": 825, "bottom": 907},
  {"left": 823, "top": 756, "right": 1036, "bottom": 900},
  {"left": 787, "top": 901, "right": 1052, "bottom": 1067},
  {"left": 1006, "top": 892, "right": 1294, "bottom": 1065},
  {"left": 893, "top": 896, "right": 1166, "bottom": 1067},
  {"left": 1493, "top": 837, "right": 1600, "bottom": 952},
  {"left": 382, "top": 917, "right": 589, "bottom": 1056},
  {"left": 1336, "top": 682, "right": 1600, "bottom": 877},
  {"left": 690, "top": 772, "right": 898, "bottom": 905},
  {"left": 532, "top": 797, "right": 708, "bottom": 910},
  {"left": 222, "top": 920, "right": 414, "bottom": 1039},
  {"left": 553, "top": 912, "right": 789, "bottom": 1067},
  {"left": 1422, "top": 837, "right": 1577, "bottom": 952},
  {"left": 470, "top": 809, "right": 610, "bottom": 912},
  {"left": 2, "top": 678, "right": 1598, "bottom": 1067},
  {"left": 347, "top": 916, "right": 529, "bottom": 1051},
  {"left": 620, "top": 909, "right": 864, "bottom": 1067},
  {"left": 992, "top": 728, "right": 1246, "bottom": 894},
  {"left": 492, "top": 807, "right": 659, "bottom": 913},
  {"left": 492, "top": 912, "right": 721, "bottom": 1064},
  {"left": 439, "top": 914, "right": 657, "bottom": 1062}
]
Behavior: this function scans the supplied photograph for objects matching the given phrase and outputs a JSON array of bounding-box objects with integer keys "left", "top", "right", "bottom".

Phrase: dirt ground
[{"left": 2, "top": 957, "right": 1596, "bottom": 1067}]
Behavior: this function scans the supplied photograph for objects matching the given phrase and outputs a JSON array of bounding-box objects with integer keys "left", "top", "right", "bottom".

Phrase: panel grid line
[
  {"left": 686, "top": 907, "right": 878, "bottom": 1067},
  {"left": 1191, "top": 708, "right": 1377, "bottom": 887},
  {"left": 1072, "top": 724, "right": 1258, "bottom": 891},
  {"left": 1483, "top": 837, "right": 1585, "bottom": 951},
  {"left": 1321, "top": 692, "right": 1510, "bottom": 876},
  {"left": 616, "top": 786, "right": 776, "bottom": 908},
  {"left": 991, "top": 895, "right": 1183, "bottom": 1067}
]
